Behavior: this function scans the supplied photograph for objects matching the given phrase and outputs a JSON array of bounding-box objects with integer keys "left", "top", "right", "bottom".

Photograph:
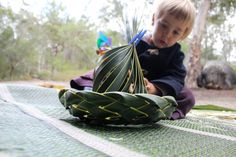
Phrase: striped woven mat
[{"left": 0, "top": 84, "right": 235, "bottom": 157}]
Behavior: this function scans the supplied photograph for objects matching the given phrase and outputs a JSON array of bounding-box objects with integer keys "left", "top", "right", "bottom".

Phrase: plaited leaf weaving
[{"left": 59, "top": 44, "right": 178, "bottom": 125}]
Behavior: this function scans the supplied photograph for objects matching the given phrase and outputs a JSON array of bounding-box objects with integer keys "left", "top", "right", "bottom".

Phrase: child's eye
[
  {"left": 173, "top": 31, "right": 180, "bottom": 36},
  {"left": 158, "top": 21, "right": 167, "bottom": 29},
  {"left": 160, "top": 23, "right": 167, "bottom": 28}
]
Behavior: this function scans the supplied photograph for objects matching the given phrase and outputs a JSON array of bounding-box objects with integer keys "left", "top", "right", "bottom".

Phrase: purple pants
[{"left": 70, "top": 70, "right": 195, "bottom": 120}]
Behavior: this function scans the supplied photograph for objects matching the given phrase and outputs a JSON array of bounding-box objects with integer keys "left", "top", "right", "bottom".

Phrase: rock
[{"left": 197, "top": 61, "right": 236, "bottom": 89}]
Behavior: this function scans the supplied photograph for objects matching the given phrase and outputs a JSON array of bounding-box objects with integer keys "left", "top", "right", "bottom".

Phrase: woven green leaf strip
[
  {"left": 93, "top": 44, "right": 147, "bottom": 93},
  {"left": 59, "top": 89, "right": 177, "bottom": 125},
  {"left": 59, "top": 44, "right": 178, "bottom": 125}
]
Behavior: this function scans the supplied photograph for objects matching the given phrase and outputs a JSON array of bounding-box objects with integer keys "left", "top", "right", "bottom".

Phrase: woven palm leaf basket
[{"left": 59, "top": 43, "right": 177, "bottom": 125}]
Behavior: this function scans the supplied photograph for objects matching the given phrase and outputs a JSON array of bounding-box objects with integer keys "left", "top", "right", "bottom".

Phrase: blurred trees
[
  {"left": 186, "top": 0, "right": 211, "bottom": 88},
  {"left": 0, "top": 1, "right": 98, "bottom": 80},
  {"left": 0, "top": 6, "right": 35, "bottom": 79},
  {"left": 98, "top": 0, "right": 152, "bottom": 42},
  {"left": 0, "top": 0, "right": 236, "bottom": 82},
  {"left": 186, "top": 0, "right": 236, "bottom": 88},
  {"left": 198, "top": 0, "right": 236, "bottom": 62}
]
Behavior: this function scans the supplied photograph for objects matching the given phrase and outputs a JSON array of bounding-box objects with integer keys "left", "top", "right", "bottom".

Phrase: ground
[
  {"left": 190, "top": 88, "right": 236, "bottom": 122},
  {"left": 193, "top": 88, "right": 236, "bottom": 109}
]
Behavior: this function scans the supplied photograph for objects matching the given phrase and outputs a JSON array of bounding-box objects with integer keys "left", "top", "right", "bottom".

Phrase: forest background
[{"left": 0, "top": 0, "right": 236, "bottom": 88}]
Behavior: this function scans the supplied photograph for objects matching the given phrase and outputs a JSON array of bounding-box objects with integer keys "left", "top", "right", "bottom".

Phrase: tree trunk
[{"left": 186, "top": 0, "right": 211, "bottom": 88}]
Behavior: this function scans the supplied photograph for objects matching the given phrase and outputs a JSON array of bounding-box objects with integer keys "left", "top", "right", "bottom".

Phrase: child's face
[{"left": 151, "top": 12, "right": 187, "bottom": 48}]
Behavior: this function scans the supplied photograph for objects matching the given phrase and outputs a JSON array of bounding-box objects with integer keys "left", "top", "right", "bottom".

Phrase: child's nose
[{"left": 165, "top": 30, "right": 172, "bottom": 39}]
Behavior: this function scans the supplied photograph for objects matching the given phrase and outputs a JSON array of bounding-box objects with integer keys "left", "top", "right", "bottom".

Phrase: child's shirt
[{"left": 136, "top": 40, "right": 186, "bottom": 97}]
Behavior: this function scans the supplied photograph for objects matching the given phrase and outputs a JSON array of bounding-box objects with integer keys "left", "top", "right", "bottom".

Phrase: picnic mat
[{"left": 0, "top": 83, "right": 235, "bottom": 157}]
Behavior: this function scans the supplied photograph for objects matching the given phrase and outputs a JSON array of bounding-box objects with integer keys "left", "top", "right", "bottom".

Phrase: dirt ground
[
  {"left": 192, "top": 88, "right": 236, "bottom": 109},
  {"left": 1, "top": 80, "right": 236, "bottom": 109}
]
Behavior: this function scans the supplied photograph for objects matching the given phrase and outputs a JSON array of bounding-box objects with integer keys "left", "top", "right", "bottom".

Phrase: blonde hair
[{"left": 154, "top": 0, "right": 196, "bottom": 40}]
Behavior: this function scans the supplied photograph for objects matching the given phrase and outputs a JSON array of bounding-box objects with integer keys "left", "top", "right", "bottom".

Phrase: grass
[
  {"left": 52, "top": 69, "right": 90, "bottom": 81},
  {"left": 193, "top": 104, "right": 236, "bottom": 112}
]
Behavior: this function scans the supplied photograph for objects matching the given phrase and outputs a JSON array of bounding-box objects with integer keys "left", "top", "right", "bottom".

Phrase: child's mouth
[{"left": 159, "top": 40, "right": 166, "bottom": 46}]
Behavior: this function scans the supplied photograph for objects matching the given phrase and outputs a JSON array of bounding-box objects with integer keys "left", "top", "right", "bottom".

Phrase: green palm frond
[
  {"left": 59, "top": 44, "right": 178, "bottom": 125},
  {"left": 59, "top": 89, "right": 177, "bottom": 125},
  {"left": 93, "top": 44, "right": 147, "bottom": 93}
]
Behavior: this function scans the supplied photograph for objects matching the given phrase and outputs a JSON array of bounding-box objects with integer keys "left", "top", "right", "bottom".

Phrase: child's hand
[{"left": 144, "top": 78, "right": 161, "bottom": 95}]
